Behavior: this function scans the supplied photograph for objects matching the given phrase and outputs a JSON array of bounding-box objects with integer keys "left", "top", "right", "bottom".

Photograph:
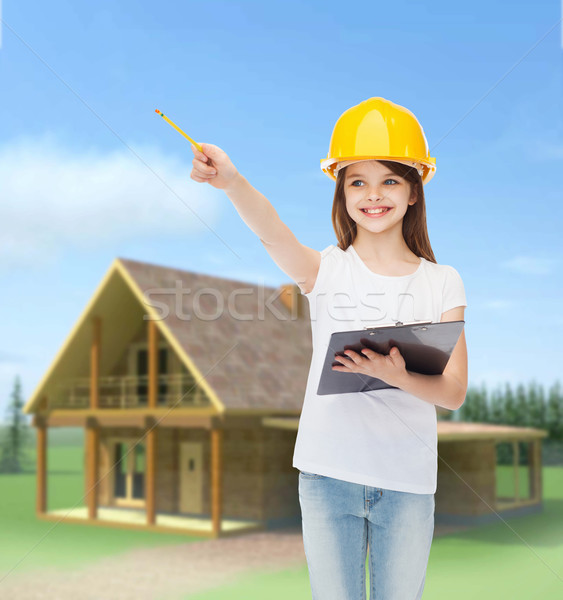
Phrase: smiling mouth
[{"left": 360, "top": 207, "right": 392, "bottom": 215}]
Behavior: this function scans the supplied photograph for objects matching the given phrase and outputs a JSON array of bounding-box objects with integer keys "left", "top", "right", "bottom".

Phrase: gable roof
[{"left": 24, "top": 257, "right": 312, "bottom": 415}]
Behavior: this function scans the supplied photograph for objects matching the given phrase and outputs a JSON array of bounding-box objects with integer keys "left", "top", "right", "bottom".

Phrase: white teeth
[{"left": 362, "top": 208, "right": 389, "bottom": 214}]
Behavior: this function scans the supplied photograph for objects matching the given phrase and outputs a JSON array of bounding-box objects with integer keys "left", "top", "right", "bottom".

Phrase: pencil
[{"left": 155, "top": 109, "right": 203, "bottom": 152}]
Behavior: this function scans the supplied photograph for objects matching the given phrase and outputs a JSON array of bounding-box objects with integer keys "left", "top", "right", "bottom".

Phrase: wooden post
[
  {"left": 85, "top": 417, "right": 99, "bottom": 519},
  {"left": 513, "top": 441, "right": 519, "bottom": 501},
  {"left": 211, "top": 428, "right": 223, "bottom": 537},
  {"left": 528, "top": 440, "right": 542, "bottom": 501},
  {"left": 148, "top": 320, "right": 158, "bottom": 409},
  {"left": 88, "top": 315, "right": 102, "bottom": 519},
  {"left": 36, "top": 417, "right": 47, "bottom": 514},
  {"left": 146, "top": 417, "right": 157, "bottom": 525},
  {"left": 91, "top": 316, "right": 101, "bottom": 409}
]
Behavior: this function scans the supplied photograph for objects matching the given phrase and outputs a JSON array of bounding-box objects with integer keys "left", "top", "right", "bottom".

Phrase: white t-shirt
[{"left": 292, "top": 244, "right": 467, "bottom": 494}]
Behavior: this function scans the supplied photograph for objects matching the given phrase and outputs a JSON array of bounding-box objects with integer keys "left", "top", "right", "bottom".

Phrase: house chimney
[{"left": 279, "top": 283, "right": 305, "bottom": 319}]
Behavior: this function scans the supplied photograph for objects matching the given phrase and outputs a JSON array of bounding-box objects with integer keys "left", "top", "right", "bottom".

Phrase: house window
[
  {"left": 115, "top": 443, "right": 127, "bottom": 497},
  {"left": 114, "top": 441, "right": 145, "bottom": 502}
]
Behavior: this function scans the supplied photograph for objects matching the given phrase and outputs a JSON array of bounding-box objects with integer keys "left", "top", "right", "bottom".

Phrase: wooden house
[{"left": 23, "top": 257, "right": 548, "bottom": 538}]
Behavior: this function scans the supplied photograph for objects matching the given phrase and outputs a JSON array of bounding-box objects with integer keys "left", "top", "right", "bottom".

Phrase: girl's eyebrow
[{"left": 346, "top": 172, "right": 400, "bottom": 179}]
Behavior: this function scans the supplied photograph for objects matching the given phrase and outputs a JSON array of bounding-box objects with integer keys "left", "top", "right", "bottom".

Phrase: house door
[
  {"left": 113, "top": 441, "right": 146, "bottom": 507},
  {"left": 179, "top": 442, "right": 203, "bottom": 514}
]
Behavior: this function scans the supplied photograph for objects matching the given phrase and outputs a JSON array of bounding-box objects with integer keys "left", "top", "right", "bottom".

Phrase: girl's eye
[{"left": 351, "top": 179, "right": 398, "bottom": 186}]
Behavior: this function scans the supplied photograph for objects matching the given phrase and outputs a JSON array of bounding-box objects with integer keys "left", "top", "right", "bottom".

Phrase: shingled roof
[{"left": 116, "top": 257, "right": 312, "bottom": 413}]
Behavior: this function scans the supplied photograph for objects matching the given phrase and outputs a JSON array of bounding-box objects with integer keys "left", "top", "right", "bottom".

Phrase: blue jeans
[{"left": 298, "top": 470, "right": 435, "bottom": 599}]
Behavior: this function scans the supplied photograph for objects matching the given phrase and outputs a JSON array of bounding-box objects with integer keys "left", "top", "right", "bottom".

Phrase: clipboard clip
[{"left": 363, "top": 320, "right": 433, "bottom": 330}]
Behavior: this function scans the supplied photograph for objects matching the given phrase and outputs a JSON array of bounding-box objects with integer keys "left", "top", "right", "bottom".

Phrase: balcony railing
[{"left": 51, "top": 374, "right": 211, "bottom": 410}]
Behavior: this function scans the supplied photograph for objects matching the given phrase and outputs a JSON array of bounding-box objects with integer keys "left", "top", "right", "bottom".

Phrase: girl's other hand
[
  {"left": 190, "top": 142, "right": 239, "bottom": 190},
  {"left": 332, "top": 346, "right": 408, "bottom": 389}
]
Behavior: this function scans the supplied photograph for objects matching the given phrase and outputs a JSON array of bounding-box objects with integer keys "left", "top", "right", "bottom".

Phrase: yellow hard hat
[{"left": 320, "top": 97, "right": 437, "bottom": 185}]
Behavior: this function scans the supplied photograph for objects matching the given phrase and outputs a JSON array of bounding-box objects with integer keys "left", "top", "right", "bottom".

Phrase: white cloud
[{"left": 0, "top": 132, "right": 223, "bottom": 269}]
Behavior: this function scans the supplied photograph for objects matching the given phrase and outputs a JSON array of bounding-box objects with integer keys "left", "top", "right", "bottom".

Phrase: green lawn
[
  {"left": 0, "top": 444, "right": 206, "bottom": 580},
  {"left": 184, "top": 465, "right": 563, "bottom": 599},
  {"left": 2, "top": 439, "right": 563, "bottom": 599}
]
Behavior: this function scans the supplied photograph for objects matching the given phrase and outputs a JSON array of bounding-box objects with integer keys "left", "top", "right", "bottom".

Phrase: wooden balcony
[{"left": 51, "top": 374, "right": 211, "bottom": 410}]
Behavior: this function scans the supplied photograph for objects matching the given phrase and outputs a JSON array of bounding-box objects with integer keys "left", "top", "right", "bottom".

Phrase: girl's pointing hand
[
  {"left": 190, "top": 142, "right": 239, "bottom": 190},
  {"left": 332, "top": 346, "right": 408, "bottom": 388}
]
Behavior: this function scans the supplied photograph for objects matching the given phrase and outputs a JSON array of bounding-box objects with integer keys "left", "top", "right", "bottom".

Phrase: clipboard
[{"left": 316, "top": 320, "right": 465, "bottom": 396}]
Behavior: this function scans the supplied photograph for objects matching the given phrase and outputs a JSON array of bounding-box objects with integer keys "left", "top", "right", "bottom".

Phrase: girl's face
[{"left": 344, "top": 160, "right": 416, "bottom": 232}]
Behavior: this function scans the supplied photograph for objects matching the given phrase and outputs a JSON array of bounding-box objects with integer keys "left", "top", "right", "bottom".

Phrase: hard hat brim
[{"left": 320, "top": 156, "right": 436, "bottom": 185}]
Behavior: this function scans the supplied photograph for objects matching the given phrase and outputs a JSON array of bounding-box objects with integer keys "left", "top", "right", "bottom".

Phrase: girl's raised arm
[{"left": 190, "top": 143, "right": 321, "bottom": 294}]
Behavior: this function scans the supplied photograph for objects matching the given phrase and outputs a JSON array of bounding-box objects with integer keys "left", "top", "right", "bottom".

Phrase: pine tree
[
  {"left": 459, "top": 382, "right": 490, "bottom": 422},
  {"left": 527, "top": 379, "right": 545, "bottom": 429},
  {"left": 515, "top": 383, "right": 529, "bottom": 426},
  {"left": 546, "top": 381, "right": 563, "bottom": 441},
  {"left": 503, "top": 382, "right": 517, "bottom": 426},
  {"left": 474, "top": 382, "right": 489, "bottom": 422},
  {"left": 0, "top": 376, "right": 30, "bottom": 473},
  {"left": 489, "top": 383, "right": 505, "bottom": 424}
]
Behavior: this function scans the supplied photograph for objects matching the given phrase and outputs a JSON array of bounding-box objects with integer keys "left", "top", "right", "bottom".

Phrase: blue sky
[{"left": 1, "top": 0, "right": 562, "bottom": 419}]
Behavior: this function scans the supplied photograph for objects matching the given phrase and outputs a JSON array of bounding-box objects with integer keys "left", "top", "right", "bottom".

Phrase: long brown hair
[{"left": 331, "top": 160, "right": 437, "bottom": 263}]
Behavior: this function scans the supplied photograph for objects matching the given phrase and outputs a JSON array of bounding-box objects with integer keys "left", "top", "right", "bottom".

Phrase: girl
[{"left": 190, "top": 97, "right": 468, "bottom": 600}]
